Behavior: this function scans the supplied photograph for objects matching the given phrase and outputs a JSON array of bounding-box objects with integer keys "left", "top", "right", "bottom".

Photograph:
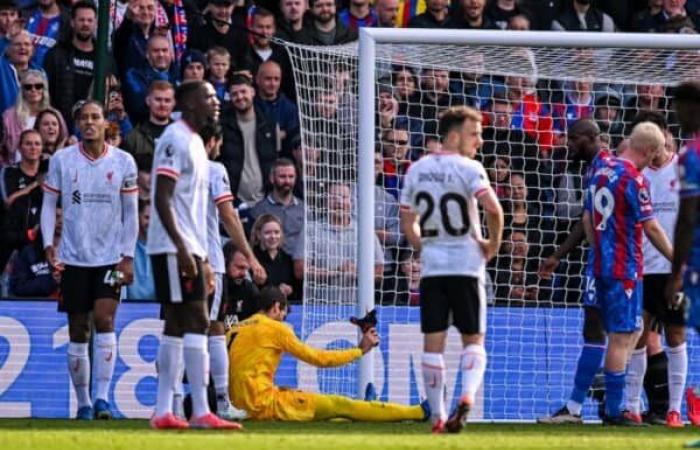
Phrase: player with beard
[
  {"left": 43, "top": 1, "right": 101, "bottom": 129},
  {"left": 147, "top": 81, "right": 240, "bottom": 430}
]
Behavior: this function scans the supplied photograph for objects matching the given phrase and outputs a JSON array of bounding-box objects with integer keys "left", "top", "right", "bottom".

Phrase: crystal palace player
[
  {"left": 538, "top": 119, "right": 613, "bottom": 424},
  {"left": 400, "top": 106, "right": 504, "bottom": 433},
  {"left": 147, "top": 81, "right": 240, "bottom": 430},
  {"left": 667, "top": 80, "right": 700, "bottom": 427},
  {"left": 40, "top": 100, "right": 139, "bottom": 420},
  {"left": 582, "top": 122, "right": 673, "bottom": 425}
]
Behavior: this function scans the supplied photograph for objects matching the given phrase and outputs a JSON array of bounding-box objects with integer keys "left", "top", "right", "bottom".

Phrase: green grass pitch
[{"left": 1, "top": 419, "right": 699, "bottom": 450}]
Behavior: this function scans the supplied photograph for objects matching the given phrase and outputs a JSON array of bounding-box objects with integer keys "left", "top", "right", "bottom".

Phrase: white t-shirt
[
  {"left": 642, "top": 154, "right": 679, "bottom": 275},
  {"left": 400, "top": 152, "right": 490, "bottom": 279},
  {"left": 207, "top": 161, "right": 234, "bottom": 274},
  {"left": 43, "top": 143, "right": 138, "bottom": 266},
  {"left": 147, "top": 120, "right": 209, "bottom": 258}
]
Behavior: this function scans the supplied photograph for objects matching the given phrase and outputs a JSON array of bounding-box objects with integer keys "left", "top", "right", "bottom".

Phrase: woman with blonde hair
[
  {"left": 33, "top": 107, "right": 69, "bottom": 158},
  {"left": 2, "top": 70, "right": 51, "bottom": 164},
  {"left": 250, "top": 213, "right": 299, "bottom": 302}
]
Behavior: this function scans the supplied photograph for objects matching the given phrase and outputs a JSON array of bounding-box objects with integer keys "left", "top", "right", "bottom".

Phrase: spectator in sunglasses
[{"left": 2, "top": 70, "right": 50, "bottom": 165}]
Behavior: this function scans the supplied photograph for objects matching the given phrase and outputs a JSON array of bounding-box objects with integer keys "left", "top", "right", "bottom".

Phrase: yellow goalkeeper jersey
[{"left": 228, "top": 313, "right": 363, "bottom": 420}]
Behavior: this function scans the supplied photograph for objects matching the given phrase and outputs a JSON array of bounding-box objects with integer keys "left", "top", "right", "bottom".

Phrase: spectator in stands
[
  {"left": 0, "top": 1, "right": 20, "bottom": 55},
  {"left": 276, "top": 0, "right": 307, "bottom": 40},
  {"left": 484, "top": 154, "right": 511, "bottom": 200},
  {"left": 250, "top": 157, "right": 304, "bottom": 255},
  {"left": 373, "top": 156, "right": 401, "bottom": 271},
  {"left": 43, "top": 0, "right": 99, "bottom": 131},
  {"left": 375, "top": 0, "right": 400, "bottom": 27},
  {"left": 379, "top": 126, "right": 411, "bottom": 199},
  {"left": 33, "top": 107, "right": 68, "bottom": 158},
  {"left": 408, "top": 0, "right": 449, "bottom": 27},
  {"left": 9, "top": 205, "right": 61, "bottom": 298},
  {"left": 505, "top": 74, "right": 554, "bottom": 152},
  {"left": 444, "top": 0, "right": 498, "bottom": 29},
  {"left": 635, "top": 0, "right": 698, "bottom": 32},
  {"left": 495, "top": 229, "right": 540, "bottom": 303},
  {"left": 180, "top": 48, "right": 206, "bottom": 82},
  {"left": 593, "top": 89, "right": 624, "bottom": 148},
  {"left": 520, "top": 0, "right": 562, "bottom": 30},
  {"left": 24, "top": 0, "right": 71, "bottom": 67},
  {"left": 551, "top": 0, "right": 616, "bottom": 31},
  {"left": 294, "top": 0, "right": 357, "bottom": 45},
  {"left": 221, "top": 241, "right": 262, "bottom": 324},
  {"left": 221, "top": 74, "right": 277, "bottom": 205},
  {"left": 407, "top": 68, "right": 465, "bottom": 138},
  {"left": 622, "top": 83, "right": 670, "bottom": 133},
  {"left": 508, "top": 12, "right": 531, "bottom": 30},
  {"left": 338, "top": 0, "right": 377, "bottom": 31},
  {"left": 105, "top": 121, "right": 122, "bottom": 147},
  {"left": 126, "top": 198, "right": 155, "bottom": 300},
  {"left": 292, "top": 182, "right": 384, "bottom": 299},
  {"left": 504, "top": 170, "right": 553, "bottom": 250},
  {"left": 104, "top": 76, "right": 133, "bottom": 139},
  {"left": 0, "top": 30, "right": 36, "bottom": 115},
  {"left": 0, "top": 129, "right": 43, "bottom": 274},
  {"left": 2, "top": 70, "right": 50, "bottom": 164},
  {"left": 250, "top": 213, "right": 299, "bottom": 302},
  {"left": 378, "top": 249, "right": 421, "bottom": 306},
  {"left": 207, "top": 46, "right": 231, "bottom": 103},
  {"left": 486, "top": 0, "right": 529, "bottom": 29},
  {"left": 633, "top": 0, "right": 665, "bottom": 32},
  {"left": 662, "top": 12, "right": 697, "bottom": 32},
  {"left": 113, "top": 0, "right": 158, "bottom": 77},
  {"left": 188, "top": 0, "right": 246, "bottom": 58},
  {"left": 123, "top": 34, "right": 177, "bottom": 125},
  {"left": 254, "top": 60, "right": 299, "bottom": 154},
  {"left": 393, "top": 67, "right": 416, "bottom": 115},
  {"left": 552, "top": 80, "right": 595, "bottom": 133},
  {"left": 123, "top": 80, "right": 174, "bottom": 171}
]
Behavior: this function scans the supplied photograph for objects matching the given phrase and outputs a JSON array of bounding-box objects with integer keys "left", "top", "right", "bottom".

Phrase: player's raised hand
[
  {"left": 116, "top": 257, "right": 134, "bottom": 285},
  {"left": 538, "top": 255, "right": 559, "bottom": 279},
  {"left": 177, "top": 247, "right": 198, "bottom": 279},
  {"left": 359, "top": 327, "right": 380, "bottom": 354}
]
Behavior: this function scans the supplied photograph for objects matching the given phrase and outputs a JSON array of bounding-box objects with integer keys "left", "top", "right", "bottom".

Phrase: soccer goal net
[{"left": 282, "top": 29, "right": 700, "bottom": 421}]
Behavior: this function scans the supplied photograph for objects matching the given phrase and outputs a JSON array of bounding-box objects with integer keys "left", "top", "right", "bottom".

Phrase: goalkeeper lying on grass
[{"left": 227, "top": 286, "right": 429, "bottom": 422}]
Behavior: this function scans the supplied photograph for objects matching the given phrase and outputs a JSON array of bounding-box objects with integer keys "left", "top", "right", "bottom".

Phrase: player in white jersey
[
  {"left": 400, "top": 106, "right": 504, "bottom": 433},
  {"left": 182, "top": 123, "right": 264, "bottom": 421},
  {"left": 625, "top": 126, "right": 687, "bottom": 428},
  {"left": 40, "top": 101, "right": 139, "bottom": 421},
  {"left": 147, "top": 81, "right": 240, "bottom": 431}
]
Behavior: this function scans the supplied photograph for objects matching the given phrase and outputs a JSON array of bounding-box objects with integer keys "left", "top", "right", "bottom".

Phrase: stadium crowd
[{"left": 0, "top": 0, "right": 697, "bottom": 306}]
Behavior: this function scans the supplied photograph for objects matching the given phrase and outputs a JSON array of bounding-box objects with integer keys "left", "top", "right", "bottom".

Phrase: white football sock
[
  {"left": 184, "top": 333, "right": 210, "bottom": 418},
  {"left": 422, "top": 353, "right": 447, "bottom": 422},
  {"left": 625, "top": 347, "right": 647, "bottom": 415},
  {"left": 209, "top": 335, "right": 231, "bottom": 406},
  {"left": 461, "top": 344, "right": 487, "bottom": 403},
  {"left": 155, "top": 335, "right": 182, "bottom": 417},
  {"left": 67, "top": 342, "right": 92, "bottom": 408},
  {"left": 172, "top": 352, "right": 185, "bottom": 418},
  {"left": 93, "top": 332, "right": 116, "bottom": 402},
  {"left": 565, "top": 400, "right": 583, "bottom": 417},
  {"left": 667, "top": 343, "right": 688, "bottom": 413}
]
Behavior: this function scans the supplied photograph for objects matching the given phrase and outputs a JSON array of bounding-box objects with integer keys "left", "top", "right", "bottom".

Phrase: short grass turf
[{"left": 1, "top": 419, "right": 699, "bottom": 450}]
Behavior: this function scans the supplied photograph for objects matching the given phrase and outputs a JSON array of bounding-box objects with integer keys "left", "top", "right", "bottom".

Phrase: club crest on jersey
[
  {"left": 638, "top": 188, "right": 650, "bottom": 204},
  {"left": 625, "top": 288, "right": 633, "bottom": 299},
  {"left": 106, "top": 171, "right": 114, "bottom": 183},
  {"left": 164, "top": 145, "right": 174, "bottom": 157}
]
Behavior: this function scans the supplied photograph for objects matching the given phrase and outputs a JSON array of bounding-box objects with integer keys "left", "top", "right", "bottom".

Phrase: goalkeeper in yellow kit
[{"left": 228, "top": 286, "right": 429, "bottom": 422}]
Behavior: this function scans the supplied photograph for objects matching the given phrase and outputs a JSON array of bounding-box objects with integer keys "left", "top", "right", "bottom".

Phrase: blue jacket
[
  {"left": 254, "top": 93, "right": 299, "bottom": 140},
  {"left": 9, "top": 242, "right": 57, "bottom": 298},
  {"left": 123, "top": 64, "right": 177, "bottom": 125},
  {"left": 0, "top": 56, "right": 42, "bottom": 114}
]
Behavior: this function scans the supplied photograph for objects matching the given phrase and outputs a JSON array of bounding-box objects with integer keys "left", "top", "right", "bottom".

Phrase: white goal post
[{"left": 283, "top": 29, "right": 700, "bottom": 420}]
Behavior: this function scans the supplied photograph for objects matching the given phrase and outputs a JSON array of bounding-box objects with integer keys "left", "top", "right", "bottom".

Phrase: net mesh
[{"left": 282, "top": 38, "right": 700, "bottom": 420}]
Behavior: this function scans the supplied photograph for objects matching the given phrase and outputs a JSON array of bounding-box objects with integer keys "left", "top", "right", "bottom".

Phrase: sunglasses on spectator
[{"left": 23, "top": 83, "right": 44, "bottom": 91}]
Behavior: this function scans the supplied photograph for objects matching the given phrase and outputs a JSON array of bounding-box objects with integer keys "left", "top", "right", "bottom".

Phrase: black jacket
[
  {"left": 292, "top": 18, "right": 357, "bottom": 45},
  {"left": 553, "top": 6, "right": 605, "bottom": 31},
  {"left": 220, "top": 105, "right": 278, "bottom": 197},
  {"left": 236, "top": 42, "right": 296, "bottom": 102}
]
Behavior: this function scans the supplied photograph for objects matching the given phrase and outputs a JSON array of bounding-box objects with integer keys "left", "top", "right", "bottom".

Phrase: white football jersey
[
  {"left": 43, "top": 144, "right": 138, "bottom": 266},
  {"left": 147, "top": 120, "right": 209, "bottom": 258},
  {"left": 642, "top": 154, "right": 679, "bottom": 274},
  {"left": 400, "top": 152, "right": 490, "bottom": 278},
  {"left": 207, "top": 161, "right": 234, "bottom": 274}
]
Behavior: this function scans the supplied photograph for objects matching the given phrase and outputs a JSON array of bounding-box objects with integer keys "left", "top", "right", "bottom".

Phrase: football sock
[
  {"left": 94, "top": 332, "right": 117, "bottom": 402},
  {"left": 421, "top": 353, "right": 447, "bottom": 422},
  {"left": 625, "top": 347, "right": 647, "bottom": 415},
  {"left": 644, "top": 351, "right": 669, "bottom": 415},
  {"left": 604, "top": 370, "right": 626, "bottom": 419},
  {"left": 208, "top": 335, "right": 230, "bottom": 405},
  {"left": 313, "top": 394, "right": 425, "bottom": 421},
  {"left": 67, "top": 342, "right": 91, "bottom": 408},
  {"left": 184, "top": 333, "right": 210, "bottom": 418},
  {"left": 172, "top": 352, "right": 185, "bottom": 418},
  {"left": 569, "top": 344, "right": 606, "bottom": 410},
  {"left": 461, "top": 344, "right": 486, "bottom": 403},
  {"left": 667, "top": 343, "right": 688, "bottom": 413},
  {"left": 155, "top": 335, "right": 182, "bottom": 417}
]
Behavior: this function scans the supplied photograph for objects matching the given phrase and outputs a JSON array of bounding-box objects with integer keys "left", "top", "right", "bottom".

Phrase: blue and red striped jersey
[
  {"left": 584, "top": 157, "right": 654, "bottom": 280},
  {"left": 679, "top": 135, "right": 700, "bottom": 269}
]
